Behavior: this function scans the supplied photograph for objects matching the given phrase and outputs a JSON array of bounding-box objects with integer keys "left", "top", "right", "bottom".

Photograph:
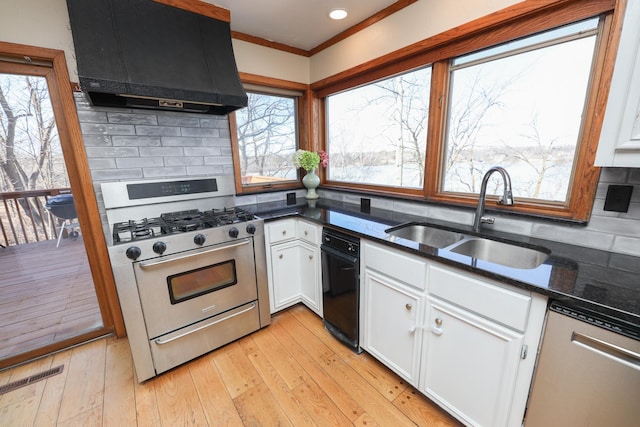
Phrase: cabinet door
[
  {"left": 421, "top": 297, "right": 524, "bottom": 427},
  {"left": 298, "top": 220, "right": 320, "bottom": 245},
  {"left": 595, "top": 0, "right": 640, "bottom": 166},
  {"left": 362, "top": 269, "right": 424, "bottom": 385},
  {"left": 270, "top": 241, "right": 301, "bottom": 312},
  {"left": 299, "top": 241, "right": 322, "bottom": 316}
]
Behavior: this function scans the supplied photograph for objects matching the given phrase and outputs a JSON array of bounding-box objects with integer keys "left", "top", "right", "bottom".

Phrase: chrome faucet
[{"left": 472, "top": 166, "right": 514, "bottom": 233}]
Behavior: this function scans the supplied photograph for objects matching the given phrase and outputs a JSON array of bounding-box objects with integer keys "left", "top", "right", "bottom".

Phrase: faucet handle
[
  {"left": 498, "top": 190, "right": 514, "bottom": 206},
  {"left": 481, "top": 216, "right": 495, "bottom": 225}
]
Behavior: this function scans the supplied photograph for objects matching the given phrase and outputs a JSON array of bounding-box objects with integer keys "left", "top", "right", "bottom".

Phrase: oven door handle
[
  {"left": 154, "top": 302, "right": 257, "bottom": 345},
  {"left": 138, "top": 239, "right": 251, "bottom": 269}
]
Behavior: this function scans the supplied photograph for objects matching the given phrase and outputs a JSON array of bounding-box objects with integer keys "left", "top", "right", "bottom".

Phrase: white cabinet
[
  {"left": 362, "top": 269, "right": 424, "bottom": 384},
  {"left": 422, "top": 297, "right": 524, "bottom": 427},
  {"left": 298, "top": 241, "right": 321, "bottom": 314},
  {"left": 595, "top": 0, "right": 640, "bottom": 166},
  {"left": 361, "top": 241, "right": 427, "bottom": 385},
  {"left": 420, "top": 264, "right": 546, "bottom": 427},
  {"left": 265, "top": 218, "right": 322, "bottom": 316},
  {"left": 270, "top": 240, "right": 304, "bottom": 311},
  {"left": 360, "top": 240, "right": 546, "bottom": 427}
]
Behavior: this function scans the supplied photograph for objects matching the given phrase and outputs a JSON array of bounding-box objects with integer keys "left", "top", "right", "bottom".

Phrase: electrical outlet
[
  {"left": 286, "top": 192, "right": 296, "bottom": 205},
  {"left": 604, "top": 185, "right": 633, "bottom": 212},
  {"left": 360, "top": 198, "right": 371, "bottom": 213}
]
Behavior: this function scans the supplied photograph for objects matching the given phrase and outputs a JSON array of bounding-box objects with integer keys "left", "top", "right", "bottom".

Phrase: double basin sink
[{"left": 385, "top": 223, "right": 549, "bottom": 269}]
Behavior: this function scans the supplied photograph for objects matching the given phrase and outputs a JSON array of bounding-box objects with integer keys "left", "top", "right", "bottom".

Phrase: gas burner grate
[{"left": 111, "top": 207, "right": 257, "bottom": 243}]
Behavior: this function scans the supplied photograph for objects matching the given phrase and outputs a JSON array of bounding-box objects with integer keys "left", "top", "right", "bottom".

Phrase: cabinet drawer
[
  {"left": 267, "top": 219, "right": 297, "bottom": 244},
  {"left": 364, "top": 242, "right": 427, "bottom": 290},
  {"left": 298, "top": 220, "right": 319, "bottom": 245},
  {"left": 428, "top": 264, "right": 531, "bottom": 332}
]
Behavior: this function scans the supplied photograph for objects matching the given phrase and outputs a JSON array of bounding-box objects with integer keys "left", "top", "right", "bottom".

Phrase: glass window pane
[
  {"left": 443, "top": 27, "right": 597, "bottom": 202},
  {"left": 235, "top": 92, "right": 298, "bottom": 186},
  {"left": 326, "top": 67, "right": 431, "bottom": 189}
]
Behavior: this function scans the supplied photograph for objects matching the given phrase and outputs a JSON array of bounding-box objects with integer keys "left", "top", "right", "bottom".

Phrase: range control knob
[
  {"left": 125, "top": 246, "right": 141, "bottom": 260},
  {"left": 228, "top": 227, "right": 239, "bottom": 238},
  {"left": 153, "top": 241, "right": 167, "bottom": 255},
  {"left": 194, "top": 233, "right": 206, "bottom": 246},
  {"left": 246, "top": 224, "right": 256, "bottom": 235}
]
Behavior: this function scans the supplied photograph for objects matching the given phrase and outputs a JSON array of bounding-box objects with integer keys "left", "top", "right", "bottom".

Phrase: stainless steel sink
[
  {"left": 386, "top": 223, "right": 466, "bottom": 249},
  {"left": 449, "top": 238, "right": 549, "bottom": 269}
]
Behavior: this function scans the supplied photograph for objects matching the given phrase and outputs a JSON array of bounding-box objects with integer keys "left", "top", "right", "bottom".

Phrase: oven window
[{"left": 167, "top": 260, "right": 237, "bottom": 304}]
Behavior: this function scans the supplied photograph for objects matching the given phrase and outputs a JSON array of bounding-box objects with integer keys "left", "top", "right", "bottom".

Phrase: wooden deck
[{"left": 0, "top": 236, "right": 103, "bottom": 360}]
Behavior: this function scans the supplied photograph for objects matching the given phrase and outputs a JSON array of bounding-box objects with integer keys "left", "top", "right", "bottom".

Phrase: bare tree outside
[
  {"left": 234, "top": 92, "right": 298, "bottom": 184},
  {"left": 0, "top": 74, "right": 67, "bottom": 193},
  {"left": 0, "top": 73, "right": 70, "bottom": 244},
  {"left": 443, "top": 23, "right": 596, "bottom": 202},
  {"left": 324, "top": 19, "right": 598, "bottom": 204},
  {"left": 327, "top": 66, "right": 431, "bottom": 188}
]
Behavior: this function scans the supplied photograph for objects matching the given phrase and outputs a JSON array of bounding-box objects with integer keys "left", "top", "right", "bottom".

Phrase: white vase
[{"left": 302, "top": 168, "right": 320, "bottom": 199}]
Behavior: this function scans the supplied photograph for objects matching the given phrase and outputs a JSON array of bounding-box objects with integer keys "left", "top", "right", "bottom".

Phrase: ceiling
[{"left": 206, "top": 0, "right": 400, "bottom": 51}]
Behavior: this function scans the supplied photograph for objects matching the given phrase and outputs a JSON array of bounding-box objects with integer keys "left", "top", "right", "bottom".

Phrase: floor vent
[{"left": 0, "top": 365, "right": 64, "bottom": 395}]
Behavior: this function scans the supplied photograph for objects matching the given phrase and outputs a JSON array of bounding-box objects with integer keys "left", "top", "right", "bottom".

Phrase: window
[
  {"left": 231, "top": 88, "right": 301, "bottom": 193},
  {"left": 326, "top": 66, "right": 431, "bottom": 191},
  {"left": 320, "top": 1, "right": 617, "bottom": 221},
  {"left": 442, "top": 19, "right": 598, "bottom": 204}
]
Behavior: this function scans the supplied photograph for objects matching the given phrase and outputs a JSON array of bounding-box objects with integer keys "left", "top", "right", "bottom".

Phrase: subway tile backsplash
[
  {"left": 75, "top": 93, "right": 640, "bottom": 257},
  {"left": 319, "top": 168, "right": 640, "bottom": 257}
]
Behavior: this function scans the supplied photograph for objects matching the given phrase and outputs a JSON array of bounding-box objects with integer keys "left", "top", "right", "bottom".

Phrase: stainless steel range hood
[{"left": 66, "top": 0, "right": 247, "bottom": 115}]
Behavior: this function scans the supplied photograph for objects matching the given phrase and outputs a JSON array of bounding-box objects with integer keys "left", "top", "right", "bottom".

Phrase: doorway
[{"left": 0, "top": 42, "right": 123, "bottom": 369}]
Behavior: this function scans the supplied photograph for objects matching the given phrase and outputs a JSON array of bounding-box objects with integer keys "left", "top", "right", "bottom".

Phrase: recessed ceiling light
[{"left": 329, "top": 8, "right": 348, "bottom": 20}]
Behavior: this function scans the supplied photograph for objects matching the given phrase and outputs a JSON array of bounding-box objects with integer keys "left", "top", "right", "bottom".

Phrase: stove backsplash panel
[{"left": 74, "top": 92, "right": 235, "bottom": 241}]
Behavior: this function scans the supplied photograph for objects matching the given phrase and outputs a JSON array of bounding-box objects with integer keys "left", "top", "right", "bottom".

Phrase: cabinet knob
[
  {"left": 405, "top": 303, "right": 412, "bottom": 311},
  {"left": 431, "top": 318, "right": 444, "bottom": 336},
  {"left": 282, "top": 230, "right": 287, "bottom": 235},
  {"left": 304, "top": 231, "right": 308, "bottom": 236},
  {"left": 309, "top": 255, "right": 313, "bottom": 260},
  {"left": 279, "top": 254, "right": 283, "bottom": 259}
]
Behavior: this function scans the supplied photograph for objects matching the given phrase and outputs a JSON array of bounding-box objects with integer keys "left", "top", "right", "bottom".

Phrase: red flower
[{"left": 318, "top": 150, "right": 329, "bottom": 168}]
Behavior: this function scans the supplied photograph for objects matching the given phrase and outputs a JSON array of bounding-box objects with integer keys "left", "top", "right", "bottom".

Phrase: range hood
[{"left": 66, "top": 0, "right": 247, "bottom": 115}]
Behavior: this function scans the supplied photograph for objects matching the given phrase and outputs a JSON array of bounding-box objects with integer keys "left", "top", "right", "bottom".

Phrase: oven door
[{"left": 133, "top": 238, "right": 257, "bottom": 339}]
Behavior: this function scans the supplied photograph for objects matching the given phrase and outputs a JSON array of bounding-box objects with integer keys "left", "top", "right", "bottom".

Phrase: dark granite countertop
[{"left": 250, "top": 199, "right": 640, "bottom": 330}]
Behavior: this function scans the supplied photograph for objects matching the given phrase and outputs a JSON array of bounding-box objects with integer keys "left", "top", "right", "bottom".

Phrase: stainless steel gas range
[{"left": 102, "top": 175, "right": 270, "bottom": 382}]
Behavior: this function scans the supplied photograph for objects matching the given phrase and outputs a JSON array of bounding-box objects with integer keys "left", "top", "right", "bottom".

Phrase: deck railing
[{"left": 0, "top": 188, "right": 72, "bottom": 247}]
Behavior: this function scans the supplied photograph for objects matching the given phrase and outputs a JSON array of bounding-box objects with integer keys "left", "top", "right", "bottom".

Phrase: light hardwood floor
[
  {"left": 0, "top": 305, "right": 461, "bottom": 426},
  {"left": 0, "top": 237, "right": 103, "bottom": 360}
]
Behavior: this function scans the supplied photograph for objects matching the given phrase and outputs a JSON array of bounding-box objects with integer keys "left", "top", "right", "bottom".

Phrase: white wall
[
  {"left": 0, "top": 0, "right": 77, "bottom": 80},
  {"left": 309, "top": 0, "right": 521, "bottom": 82},
  {"left": 0, "top": 0, "right": 522, "bottom": 85},
  {"left": 232, "top": 39, "right": 310, "bottom": 84}
]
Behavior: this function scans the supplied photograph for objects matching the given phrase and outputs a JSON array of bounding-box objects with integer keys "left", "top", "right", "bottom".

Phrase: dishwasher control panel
[{"left": 550, "top": 302, "right": 640, "bottom": 341}]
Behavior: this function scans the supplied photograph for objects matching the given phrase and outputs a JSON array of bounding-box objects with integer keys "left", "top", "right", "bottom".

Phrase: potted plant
[{"left": 292, "top": 149, "right": 328, "bottom": 199}]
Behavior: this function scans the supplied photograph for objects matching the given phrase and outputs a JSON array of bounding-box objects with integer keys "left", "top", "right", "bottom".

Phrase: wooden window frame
[
  {"left": 314, "top": 0, "right": 624, "bottom": 222},
  {"left": 230, "top": 73, "right": 317, "bottom": 194}
]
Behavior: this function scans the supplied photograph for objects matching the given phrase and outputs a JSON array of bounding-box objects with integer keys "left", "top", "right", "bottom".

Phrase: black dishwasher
[{"left": 321, "top": 228, "right": 361, "bottom": 352}]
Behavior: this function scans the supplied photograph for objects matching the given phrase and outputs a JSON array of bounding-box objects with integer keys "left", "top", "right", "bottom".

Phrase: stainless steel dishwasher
[
  {"left": 525, "top": 302, "right": 640, "bottom": 426},
  {"left": 321, "top": 227, "right": 361, "bottom": 352}
]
